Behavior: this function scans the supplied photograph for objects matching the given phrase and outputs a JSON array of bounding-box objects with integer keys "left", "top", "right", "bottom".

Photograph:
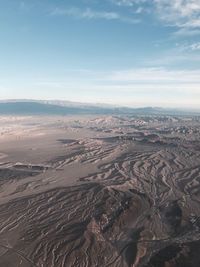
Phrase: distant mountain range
[{"left": 0, "top": 100, "right": 198, "bottom": 116}]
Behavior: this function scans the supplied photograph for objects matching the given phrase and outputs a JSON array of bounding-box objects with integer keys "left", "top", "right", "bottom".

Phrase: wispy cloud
[
  {"left": 108, "top": 67, "right": 200, "bottom": 84},
  {"left": 32, "top": 67, "right": 200, "bottom": 90},
  {"left": 173, "top": 27, "right": 200, "bottom": 36},
  {"left": 112, "top": 0, "right": 148, "bottom": 6},
  {"left": 50, "top": 1, "right": 200, "bottom": 33},
  {"left": 51, "top": 7, "right": 140, "bottom": 24},
  {"left": 112, "top": 0, "right": 200, "bottom": 30},
  {"left": 154, "top": 0, "right": 200, "bottom": 28},
  {"left": 179, "top": 42, "right": 200, "bottom": 51}
]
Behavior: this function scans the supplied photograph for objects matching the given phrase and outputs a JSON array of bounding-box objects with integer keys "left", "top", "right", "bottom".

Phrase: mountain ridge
[{"left": 0, "top": 100, "right": 198, "bottom": 116}]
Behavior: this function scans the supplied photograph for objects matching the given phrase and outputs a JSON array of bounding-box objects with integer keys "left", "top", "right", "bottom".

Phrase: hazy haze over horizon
[{"left": 0, "top": 0, "right": 200, "bottom": 108}]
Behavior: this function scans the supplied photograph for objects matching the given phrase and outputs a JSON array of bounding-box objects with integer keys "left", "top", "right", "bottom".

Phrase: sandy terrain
[{"left": 0, "top": 114, "right": 200, "bottom": 267}]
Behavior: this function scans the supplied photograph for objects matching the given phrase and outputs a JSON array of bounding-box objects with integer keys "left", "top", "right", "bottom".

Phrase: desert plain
[{"left": 0, "top": 114, "right": 200, "bottom": 267}]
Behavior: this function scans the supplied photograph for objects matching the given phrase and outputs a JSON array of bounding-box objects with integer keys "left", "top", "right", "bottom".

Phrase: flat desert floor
[{"left": 0, "top": 114, "right": 200, "bottom": 267}]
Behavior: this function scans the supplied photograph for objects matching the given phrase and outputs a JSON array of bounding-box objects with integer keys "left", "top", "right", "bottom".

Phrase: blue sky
[{"left": 0, "top": 0, "right": 200, "bottom": 108}]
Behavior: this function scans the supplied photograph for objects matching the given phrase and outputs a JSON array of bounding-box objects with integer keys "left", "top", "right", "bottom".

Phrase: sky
[{"left": 0, "top": 0, "right": 200, "bottom": 108}]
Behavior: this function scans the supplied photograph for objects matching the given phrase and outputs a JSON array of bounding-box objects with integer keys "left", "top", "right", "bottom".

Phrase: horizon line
[{"left": 0, "top": 98, "right": 200, "bottom": 112}]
